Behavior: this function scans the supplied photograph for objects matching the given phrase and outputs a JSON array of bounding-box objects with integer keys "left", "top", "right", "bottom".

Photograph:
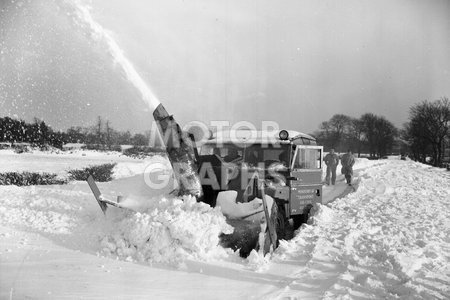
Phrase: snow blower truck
[{"left": 88, "top": 104, "right": 323, "bottom": 256}]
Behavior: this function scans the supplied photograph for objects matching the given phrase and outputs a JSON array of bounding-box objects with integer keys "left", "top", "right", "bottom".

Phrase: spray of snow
[{"left": 66, "top": 0, "right": 161, "bottom": 111}]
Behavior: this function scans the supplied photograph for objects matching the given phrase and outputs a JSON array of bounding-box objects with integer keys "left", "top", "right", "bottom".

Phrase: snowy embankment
[
  {"left": 1, "top": 151, "right": 449, "bottom": 299},
  {"left": 272, "top": 159, "right": 450, "bottom": 299}
]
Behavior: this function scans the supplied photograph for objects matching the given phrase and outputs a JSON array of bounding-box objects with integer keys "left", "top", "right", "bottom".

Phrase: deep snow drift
[{"left": 1, "top": 150, "right": 449, "bottom": 299}]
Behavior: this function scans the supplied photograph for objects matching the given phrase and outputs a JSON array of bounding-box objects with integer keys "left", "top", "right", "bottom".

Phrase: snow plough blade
[{"left": 87, "top": 175, "right": 127, "bottom": 214}]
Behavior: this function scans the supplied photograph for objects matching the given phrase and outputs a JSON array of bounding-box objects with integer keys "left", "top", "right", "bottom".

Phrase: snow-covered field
[
  {"left": 0, "top": 149, "right": 141, "bottom": 177},
  {"left": 1, "top": 151, "right": 449, "bottom": 299}
]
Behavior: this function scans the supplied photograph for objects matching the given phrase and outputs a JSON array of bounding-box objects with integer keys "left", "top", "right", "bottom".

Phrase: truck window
[
  {"left": 293, "top": 148, "right": 322, "bottom": 169},
  {"left": 200, "top": 144, "right": 243, "bottom": 162},
  {"left": 262, "top": 148, "right": 290, "bottom": 166},
  {"left": 244, "top": 144, "right": 290, "bottom": 167}
]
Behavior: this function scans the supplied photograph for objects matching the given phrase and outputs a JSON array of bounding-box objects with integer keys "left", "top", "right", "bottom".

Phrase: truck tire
[
  {"left": 292, "top": 214, "right": 305, "bottom": 231},
  {"left": 292, "top": 205, "right": 313, "bottom": 230}
]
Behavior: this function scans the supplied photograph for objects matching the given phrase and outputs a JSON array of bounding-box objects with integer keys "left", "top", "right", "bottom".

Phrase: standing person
[
  {"left": 341, "top": 149, "right": 355, "bottom": 185},
  {"left": 324, "top": 149, "right": 339, "bottom": 185}
]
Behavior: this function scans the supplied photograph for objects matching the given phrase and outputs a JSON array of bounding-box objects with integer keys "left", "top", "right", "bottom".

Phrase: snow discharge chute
[{"left": 152, "top": 104, "right": 203, "bottom": 199}]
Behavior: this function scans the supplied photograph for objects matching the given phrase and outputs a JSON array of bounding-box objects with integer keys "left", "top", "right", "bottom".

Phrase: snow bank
[
  {"left": 308, "top": 203, "right": 335, "bottom": 225},
  {"left": 274, "top": 159, "right": 450, "bottom": 299},
  {"left": 2, "top": 151, "right": 450, "bottom": 299},
  {"left": 0, "top": 185, "right": 80, "bottom": 235},
  {"left": 247, "top": 249, "right": 271, "bottom": 272},
  {"left": 100, "top": 195, "right": 233, "bottom": 266},
  {"left": 0, "top": 183, "right": 234, "bottom": 267},
  {"left": 0, "top": 151, "right": 237, "bottom": 267}
]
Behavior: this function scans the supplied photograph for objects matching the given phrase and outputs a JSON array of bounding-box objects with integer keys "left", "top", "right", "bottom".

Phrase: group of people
[{"left": 324, "top": 148, "right": 355, "bottom": 186}]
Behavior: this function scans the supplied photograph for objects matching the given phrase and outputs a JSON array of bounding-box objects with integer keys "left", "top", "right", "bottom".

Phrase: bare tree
[
  {"left": 402, "top": 122, "right": 429, "bottom": 162},
  {"left": 407, "top": 97, "right": 450, "bottom": 166},
  {"left": 105, "top": 120, "right": 112, "bottom": 149},
  {"left": 360, "top": 113, "right": 378, "bottom": 158},
  {"left": 360, "top": 113, "right": 398, "bottom": 158},
  {"left": 329, "top": 114, "right": 352, "bottom": 152},
  {"left": 316, "top": 121, "right": 332, "bottom": 150},
  {"left": 96, "top": 116, "right": 103, "bottom": 144},
  {"left": 347, "top": 118, "right": 364, "bottom": 157},
  {"left": 66, "top": 126, "right": 85, "bottom": 143},
  {"left": 316, "top": 115, "right": 351, "bottom": 151},
  {"left": 373, "top": 116, "right": 397, "bottom": 157}
]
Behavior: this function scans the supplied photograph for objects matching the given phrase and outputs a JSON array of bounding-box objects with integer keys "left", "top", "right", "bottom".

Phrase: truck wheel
[
  {"left": 292, "top": 215, "right": 304, "bottom": 230},
  {"left": 292, "top": 205, "right": 313, "bottom": 230}
]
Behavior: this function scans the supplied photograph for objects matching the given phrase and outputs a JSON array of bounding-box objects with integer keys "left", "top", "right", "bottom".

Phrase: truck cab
[{"left": 196, "top": 129, "right": 323, "bottom": 231}]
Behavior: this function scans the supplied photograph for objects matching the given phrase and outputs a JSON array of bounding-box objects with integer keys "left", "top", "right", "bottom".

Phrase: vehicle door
[{"left": 288, "top": 145, "right": 323, "bottom": 216}]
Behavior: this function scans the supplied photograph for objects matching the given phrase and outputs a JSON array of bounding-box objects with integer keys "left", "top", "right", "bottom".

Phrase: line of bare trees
[
  {"left": 314, "top": 97, "right": 450, "bottom": 167},
  {"left": 314, "top": 113, "right": 398, "bottom": 158},
  {"left": 0, "top": 116, "right": 152, "bottom": 149},
  {"left": 65, "top": 116, "right": 150, "bottom": 148}
]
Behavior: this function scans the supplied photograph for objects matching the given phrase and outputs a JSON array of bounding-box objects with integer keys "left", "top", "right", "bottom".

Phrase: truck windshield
[
  {"left": 200, "top": 143, "right": 244, "bottom": 162},
  {"left": 243, "top": 144, "right": 291, "bottom": 167},
  {"left": 200, "top": 143, "right": 291, "bottom": 166}
]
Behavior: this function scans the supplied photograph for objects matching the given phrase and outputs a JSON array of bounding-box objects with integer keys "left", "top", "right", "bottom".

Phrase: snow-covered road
[{"left": 0, "top": 152, "right": 449, "bottom": 299}]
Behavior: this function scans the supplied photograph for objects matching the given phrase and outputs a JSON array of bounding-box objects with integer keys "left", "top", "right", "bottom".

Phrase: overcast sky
[{"left": 0, "top": 0, "right": 449, "bottom": 134}]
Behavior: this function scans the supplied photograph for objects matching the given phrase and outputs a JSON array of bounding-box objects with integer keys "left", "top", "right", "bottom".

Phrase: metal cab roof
[{"left": 203, "top": 130, "right": 317, "bottom": 146}]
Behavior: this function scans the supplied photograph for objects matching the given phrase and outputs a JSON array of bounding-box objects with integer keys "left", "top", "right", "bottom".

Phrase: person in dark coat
[
  {"left": 324, "top": 149, "right": 339, "bottom": 185},
  {"left": 341, "top": 149, "right": 355, "bottom": 185}
]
